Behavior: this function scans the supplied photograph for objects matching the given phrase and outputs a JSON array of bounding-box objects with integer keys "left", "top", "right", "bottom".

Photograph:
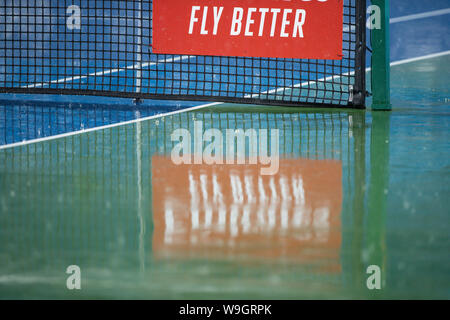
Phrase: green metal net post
[{"left": 371, "top": 0, "right": 392, "bottom": 110}]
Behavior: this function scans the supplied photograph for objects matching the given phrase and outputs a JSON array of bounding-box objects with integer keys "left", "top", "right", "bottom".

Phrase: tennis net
[{"left": 0, "top": 0, "right": 366, "bottom": 108}]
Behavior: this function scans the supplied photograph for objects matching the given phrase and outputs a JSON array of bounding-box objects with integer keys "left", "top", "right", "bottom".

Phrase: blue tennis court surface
[
  {"left": 1, "top": 1, "right": 449, "bottom": 146},
  {"left": 0, "top": 1, "right": 449, "bottom": 299}
]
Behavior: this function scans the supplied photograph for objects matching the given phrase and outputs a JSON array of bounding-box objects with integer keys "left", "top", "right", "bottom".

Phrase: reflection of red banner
[
  {"left": 152, "top": 157, "right": 342, "bottom": 272},
  {"left": 153, "top": 0, "right": 343, "bottom": 60}
]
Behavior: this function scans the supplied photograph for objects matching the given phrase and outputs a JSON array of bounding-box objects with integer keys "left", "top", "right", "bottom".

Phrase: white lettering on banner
[
  {"left": 188, "top": 6, "right": 200, "bottom": 34},
  {"left": 258, "top": 8, "right": 269, "bottom": 36},
  {"left": 230, "top": 7, "right": 244, "bottom": 36},
  {"left": 213, "top": 7, "right": 224, "bottom": 35},
  {"left": 191, "top": 6, "right": 307, "bottom": 38}
]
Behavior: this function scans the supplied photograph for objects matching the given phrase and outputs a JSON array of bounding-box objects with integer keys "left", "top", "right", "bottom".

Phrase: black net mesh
[{"left": 0, "top": 0, "right": 366, "bottom": 108}]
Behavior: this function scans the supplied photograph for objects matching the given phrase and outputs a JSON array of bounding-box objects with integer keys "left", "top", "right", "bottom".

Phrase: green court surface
[{"left": 0, "top": 54, "right": 449, "bottom": 299}]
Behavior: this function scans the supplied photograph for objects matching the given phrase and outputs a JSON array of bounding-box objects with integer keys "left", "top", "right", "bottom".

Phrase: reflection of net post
[
  {"left": 351, "top": 0, "right": 366, "bottom": 108},
  {"left": 371, "top": 0, "right": 392, "bottom": 110},
  {"left": 350, "top": 111, "right": 366, "bottom": 290},
  {"left": 366, "top": 112, "right": 390, "bottom": 291}
]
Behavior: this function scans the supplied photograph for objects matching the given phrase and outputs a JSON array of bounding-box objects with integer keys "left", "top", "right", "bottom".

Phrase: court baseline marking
[
  {"left": 1, "top": 50, "right": 449, "bottom": 151},
  {"left": 390, "top": 8, "right": 450, "bottom": 24},
  {"left": 23, "top": 55, "right": 195, "bottom": 89},
  {"left": 248, "top": 50, "right": 450, "bottom": 97}
]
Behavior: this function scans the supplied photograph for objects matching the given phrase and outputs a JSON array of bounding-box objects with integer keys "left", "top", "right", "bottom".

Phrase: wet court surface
[{"left": 0, "top": 54, "right": 449, "bottom": 299}]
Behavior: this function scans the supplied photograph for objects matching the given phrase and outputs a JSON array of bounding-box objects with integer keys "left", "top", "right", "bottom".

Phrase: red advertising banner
[{"left": 153, "top": 0, "right": 343, "bottom": 60}]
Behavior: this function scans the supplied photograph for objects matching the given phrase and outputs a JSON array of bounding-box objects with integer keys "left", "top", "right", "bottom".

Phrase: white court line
[
  {"left": 250, "top": 51, "right": 450, "bottom": 97},
  {"left": 246, "top": 70, "right": 355, "bottom": 98},
  {"left": 390, "top": 50, "right": 450, "bottom": 66},
  {"left": 390, "top": 8, "right": 450, "bottom": 24},
  {"left": 0, "top": 102, "right": 221, "bottom": 150},
  {"left": 2, "top": 51, "right": 450, "bottom": 150},
  {"left": 23, "top": 55, "right": 194, "bottom": 88}
]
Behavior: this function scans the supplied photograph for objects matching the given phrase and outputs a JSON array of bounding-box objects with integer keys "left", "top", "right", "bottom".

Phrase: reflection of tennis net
[
  {"left": 151, "top": 110, "right": 355, "bottom": 160},
  {"left": 0, "top": 0, "right": 366, "bottom": 108},
  {"left": 0, "top": 109, "right": 362, "bottom": 262}
]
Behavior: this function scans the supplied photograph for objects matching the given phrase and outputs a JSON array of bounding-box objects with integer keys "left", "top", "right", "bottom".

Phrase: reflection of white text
[{"left": 163, "top": 170, "right": 330, "bottom": 245}]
